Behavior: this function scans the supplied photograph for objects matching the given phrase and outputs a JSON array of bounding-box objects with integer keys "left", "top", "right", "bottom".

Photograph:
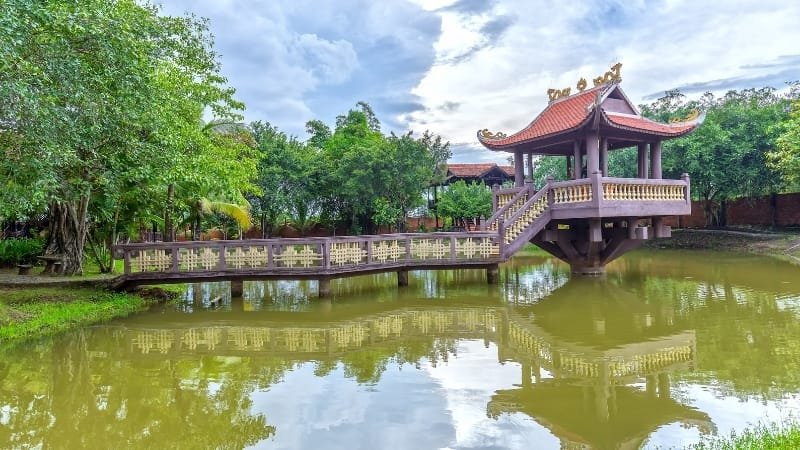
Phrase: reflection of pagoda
[{"left": 489, "top": 280, "right": 713, "bottom": 449}]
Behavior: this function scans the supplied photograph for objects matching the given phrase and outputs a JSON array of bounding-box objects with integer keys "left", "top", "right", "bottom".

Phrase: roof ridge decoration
[
  {"left": 548, "top": 62, "right": 623, "bottom": 103},
  {"left": 669, "top": 109, "right": 700, "bottom": 123},
  {"left": 478, "top": 129, "right": 507, "bottom": 140}
]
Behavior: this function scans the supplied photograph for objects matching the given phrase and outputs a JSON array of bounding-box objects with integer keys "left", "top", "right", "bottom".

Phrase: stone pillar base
[{"left": 570, "top": 265, "right": 606, "bottom": 276}]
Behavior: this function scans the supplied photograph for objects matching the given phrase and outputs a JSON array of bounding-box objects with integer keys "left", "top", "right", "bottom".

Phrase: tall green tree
[{"left": 0, "top": 0, "right": 249, "bottom": 273}]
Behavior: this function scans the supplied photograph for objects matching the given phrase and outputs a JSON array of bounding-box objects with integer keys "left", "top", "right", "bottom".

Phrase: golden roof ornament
[
  {"left": 546, "top": 62, "right": 622, "bottom": 103},
  {"left": 670, "top": 109, "right": 700, "bottom": 123},
  {"left": 479, "top": 129, "right": 507, "bottom": 140},
  {"left": 593, "top": 62, "right": 622, "bottom": 87}
]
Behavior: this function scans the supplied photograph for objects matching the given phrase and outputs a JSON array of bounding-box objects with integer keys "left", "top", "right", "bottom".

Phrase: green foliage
[
  {"left": 769, "top": 96, "right": 800, "bottom": 187},
  {"left": 249, "top": 103, "right": 450, "bottom": 235},
  {"left": 437, "top": 181, "right": 492, "bottom": 226},
  {"left": 0, "top": 0, "right": 255, "bottom": 273},
  {"left": 639, "top": 87, "right": 794, "bottom": 226},
  {"left": 688, "top": 421, "right": 800, "bottom": 450},
  {"left": 0, "top": 238, "right": 44, "bottom": 266}
]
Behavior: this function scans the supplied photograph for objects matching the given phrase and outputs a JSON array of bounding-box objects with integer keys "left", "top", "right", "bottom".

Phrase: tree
[
  {"left": 641, "top": 87, "right": 791, "bottom": 226},
  {"left": 436, "top": 181, "right": 492, "bottom": 229},
  {"left": 768, "top": 94, "right": 800, "bottom": 187},
  {"left": 0, "top": 0, "right": 249, "bottom": 274}
]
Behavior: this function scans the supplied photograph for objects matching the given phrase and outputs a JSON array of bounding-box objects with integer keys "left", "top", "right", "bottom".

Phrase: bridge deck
[{"left": 112, "top": 232, "right": 503, "bottom": 289}]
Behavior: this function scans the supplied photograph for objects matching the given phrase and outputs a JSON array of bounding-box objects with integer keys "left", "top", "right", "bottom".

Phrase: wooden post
[
  {"left": 651, "top": 140, "right": 662, "bottom": 179},
  {"left": 573, "top": 140, "right": 581, "bottom": 180},
  {"left": 514, "top": 149, "right": 524, "bottom": 187},
  {"left": 397, "top": 269, "right": 409, "bottom": 287},
  {"left": 637, "top": 143, "right": 649, "bottom": 179},
  {"left": 682, "top": 173, "right": 691, "bottom": 206},
  {"left": 586, "top": 131, "right": 599, "bottom": 176},
  {"left": 491, "top": 184, "right": 499, "bottom": 212},
  {"left": 230, "top": 279, "right": 243, "bottom": 298},
  {"left": 526, "top": 152, "right": 534, "bottom": 183},
  {"left": 566, "top": 155, "right": 572, "bottom": 179},
  {"left": 486, "top": 264, "right": 499, "bottom": 284},
  {"left": 600, "top": 137, "right": 608, "bottom": 176}
]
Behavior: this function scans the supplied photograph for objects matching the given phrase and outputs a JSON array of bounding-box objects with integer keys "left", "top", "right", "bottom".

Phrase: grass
[
  {"left": 687, "top": 421, "right": 800, "bottom": 449},
  {"left": 0, "top": 284, "right": 182, "bottom": 349}
]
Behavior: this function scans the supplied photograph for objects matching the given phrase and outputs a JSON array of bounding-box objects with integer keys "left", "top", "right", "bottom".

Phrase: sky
[{"left": 157, "top": 0, "right": 800, "bottom": 164}]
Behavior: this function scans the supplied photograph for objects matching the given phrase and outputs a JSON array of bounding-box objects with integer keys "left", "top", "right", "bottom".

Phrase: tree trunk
[
  {"left": 45, "top": 196, "right": 89, "bottom": 276},
  {"left": 164, "top": 184, "right": 175, "bottom": 242}
]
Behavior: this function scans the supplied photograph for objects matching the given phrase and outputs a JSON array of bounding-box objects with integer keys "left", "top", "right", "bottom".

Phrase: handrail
[
  {"left": 483, "top": 184, "right": 533, "bottom": 231},
  {"left": 502, "top": 185, "right": 550, "bottom": 248},
  {"left": 113, "top": 231, "right": 502, "bottom": 276}
]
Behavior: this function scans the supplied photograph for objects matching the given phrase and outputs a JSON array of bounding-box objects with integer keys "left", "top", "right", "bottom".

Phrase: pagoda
[{"left": 478, "top": 63, "right": 703, "bottom": 274}]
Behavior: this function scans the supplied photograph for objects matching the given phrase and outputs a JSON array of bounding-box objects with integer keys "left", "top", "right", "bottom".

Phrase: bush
[{"left": 0, "top": 238, "right": 44, "bottom": 266}]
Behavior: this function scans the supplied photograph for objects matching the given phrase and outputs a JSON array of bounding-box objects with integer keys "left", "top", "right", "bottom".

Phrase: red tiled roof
[
  {"left": 602, "top": 111, "right": 700, "bottom": 136},
  {"left": 447, "top": 163, "right": 514, "bottom": 178},
  {"left": 478, "top": 85, "right": 608, "bottom": 149},
  {"left": 477, "top": 83, "right": 703, "bottom": 151}
]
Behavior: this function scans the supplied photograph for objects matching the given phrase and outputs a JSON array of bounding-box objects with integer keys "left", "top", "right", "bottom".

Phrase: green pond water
[{"left": 2, "top": 250, "right": 800, "bottom": 449}]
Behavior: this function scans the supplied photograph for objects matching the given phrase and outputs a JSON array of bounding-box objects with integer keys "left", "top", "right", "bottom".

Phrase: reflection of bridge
[{"left": 113, "top": 303, "right": 710, "bottom": 447}]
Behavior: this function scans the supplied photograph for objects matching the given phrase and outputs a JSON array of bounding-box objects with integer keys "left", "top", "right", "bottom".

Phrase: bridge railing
[{"left": 113, "top": 232, "right": 502, "bottom": 276}]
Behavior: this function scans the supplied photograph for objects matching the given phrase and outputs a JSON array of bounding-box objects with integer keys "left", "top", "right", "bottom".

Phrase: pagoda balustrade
[{"left": 491, "top": 174, "right": 690, "bottom": 215}]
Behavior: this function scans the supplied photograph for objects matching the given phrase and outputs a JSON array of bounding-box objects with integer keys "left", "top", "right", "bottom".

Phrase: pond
[{"left": 2, "top": 250, "right": 800, "bottom": 449}]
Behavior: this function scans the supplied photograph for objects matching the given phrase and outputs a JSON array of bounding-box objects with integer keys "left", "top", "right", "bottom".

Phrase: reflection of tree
[
  {"left": 639, "top": 276, "right": 800, "bottom": 399},
  {"left": 0, "top": 329, "right": 277, "bottom": 449}
]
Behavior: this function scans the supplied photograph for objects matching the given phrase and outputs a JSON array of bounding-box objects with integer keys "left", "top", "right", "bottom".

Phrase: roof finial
[
  {"left": 592, "top": 62, "right": 622, "bottom": 87},
  {"left": 547, "top": 62, "right": 622, "bottom": 103}
]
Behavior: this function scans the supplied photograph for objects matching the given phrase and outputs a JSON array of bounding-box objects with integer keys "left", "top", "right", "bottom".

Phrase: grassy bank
[
  {"left": 0, "top": 285, "right": 184, "bottom": 349},
  {"left": 687, "top": 421, "right": 800, "bottom": 449},
  {"left": 645, "top": 229, "right": 800, "bottom": 261}
]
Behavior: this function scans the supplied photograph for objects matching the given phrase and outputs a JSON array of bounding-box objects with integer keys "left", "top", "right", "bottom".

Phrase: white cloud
[{"left": 158, "top": 0, "right": 800, "bottom": 162}]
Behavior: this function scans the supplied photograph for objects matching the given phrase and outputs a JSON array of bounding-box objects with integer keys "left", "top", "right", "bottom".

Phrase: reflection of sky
[
  {"left": 645, "top": 386, "right": 800, "bottom": 449},
  {"left": 243, "top": 336, "right": 800, "bottom": 450},
  {"left": 245, "top": 340, "right": 559, "bottom": 450}
]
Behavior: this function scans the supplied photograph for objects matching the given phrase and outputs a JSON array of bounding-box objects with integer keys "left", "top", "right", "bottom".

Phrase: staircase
[{"left": 484, "top": 184, "right": 552, "bottom": 259}]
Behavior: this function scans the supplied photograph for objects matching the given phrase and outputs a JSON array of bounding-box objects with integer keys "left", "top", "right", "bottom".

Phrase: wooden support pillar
[
  {"left": 521, "top": 362, "right": 532, "bottom": 388},
  {"left": 526, "top": 152, "right": 534, "bottom": 183},
  {"left": 658, "top": 372, "right": 671, "bottom": 399},
  {"left": 637, "top": 143, "right": 649, "bottom": 179},
  {"left": 586, "top": 131, "right": 600, "bottom": 176},
  {"left": 318, "top": 278, "right": 331, "bottom": 298},
  {"left": 514, "top": 149, "right": 524, "bottom": 187},
  {"left": 230, "top": 279, "right": 243, "bottom": 298},
  {"left": 566, "top": 155, "right": 573, "bottom": 179},
  {"left": 397, "top": 269, "right": 408, "bottom": 287},
  {"left": 600, "top": 137, "right": 608, "bottom": 176},
  {"left": 651, "top": 140, "right": 662, "bottom": 179},
  {"left": 572, "top": 140, "right": 581, "bottom": 179},
  {"left": 486, "top": 264, "right": 499, "bottom": 284}
]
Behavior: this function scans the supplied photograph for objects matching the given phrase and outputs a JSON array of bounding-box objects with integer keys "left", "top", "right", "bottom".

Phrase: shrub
[{"left": 0, "top": 238, "right": 44, "bottom": 266}]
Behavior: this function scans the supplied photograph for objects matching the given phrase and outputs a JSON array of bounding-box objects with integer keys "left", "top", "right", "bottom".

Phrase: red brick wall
[{"left": 664, "top": 193, "right": 800, "bottom": 228}]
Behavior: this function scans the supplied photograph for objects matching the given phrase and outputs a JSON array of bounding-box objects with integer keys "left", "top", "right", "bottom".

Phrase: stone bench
[{"left": 37, "top": 255, "right": 64, "bottom": 275}]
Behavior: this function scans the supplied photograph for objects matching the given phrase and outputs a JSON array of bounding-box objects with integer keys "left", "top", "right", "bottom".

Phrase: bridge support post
[
  {"left": 230, "top": 279, "right": 244, "bottom": 298},
  {"left": 486, "top": 264, "right": 499, "bottom": 284},
  {"left": 318, "top": 278, "right": 331, "bottom": 298},
  {"left": 397, "top": 270, "right": 408, "bottom": 287}
]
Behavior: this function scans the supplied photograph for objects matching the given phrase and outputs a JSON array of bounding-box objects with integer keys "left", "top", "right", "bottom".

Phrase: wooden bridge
[{"left": 112, "top": 174, "right": 689, "bottom": 293}]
